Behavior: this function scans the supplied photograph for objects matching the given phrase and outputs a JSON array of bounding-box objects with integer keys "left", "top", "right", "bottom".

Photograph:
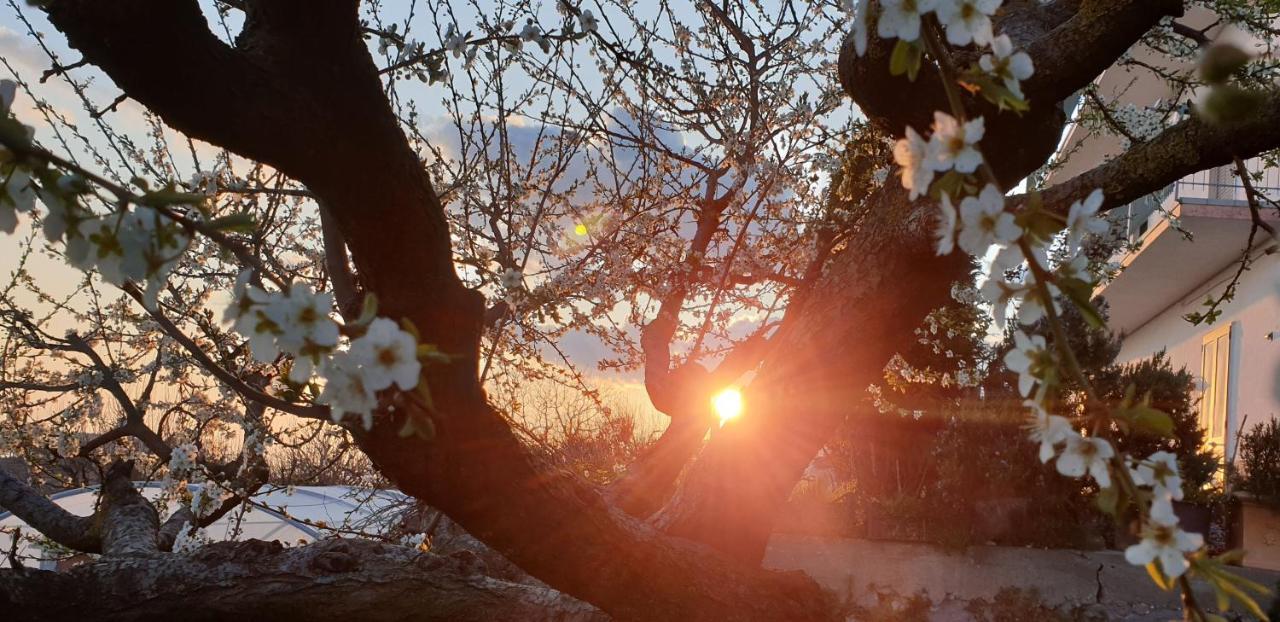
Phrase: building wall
[{"left": 1113, "top": 250, "right": 1280, "bottom": 454}]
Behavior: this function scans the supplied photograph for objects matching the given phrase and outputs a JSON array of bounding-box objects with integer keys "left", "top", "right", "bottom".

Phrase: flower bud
[{"left": 1199, "top": 43, "right": 1250, "bottom": 84}]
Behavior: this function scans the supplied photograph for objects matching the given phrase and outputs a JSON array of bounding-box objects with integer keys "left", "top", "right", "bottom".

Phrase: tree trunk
[
  {"left": 646, "top": 0, "right": 1205, "bottom": 564},
  {"left": 0, "top": 538, "right": 607, "bottom": 622},
  {"left": 655, "top": 189, "right": 973, "bottom": 563}
]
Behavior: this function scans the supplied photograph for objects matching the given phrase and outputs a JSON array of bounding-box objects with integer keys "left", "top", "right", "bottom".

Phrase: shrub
[
  {"left": 825, "top": 403, "right": 1105, "bottom": 549},
  {"left": 926, "top": 404, "right": 1103, "bottom": 549},
  {"left": 1092, "top": 351, "right": 1218, "bottom": 502},
  {"left": 965, "top": 587, "right": 1103, "bottom": 622},
  {"left": 1238, "top": 419, "right": 1280, "bottom": 506}
]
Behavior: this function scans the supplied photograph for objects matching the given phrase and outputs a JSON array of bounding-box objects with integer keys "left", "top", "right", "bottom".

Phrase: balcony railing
[
  {"left": 1173, "top": 164, "right": 1280, "bottom": 204},
  {"left": 1115, "top": 160, "right": 1280, "bottom": 246}
]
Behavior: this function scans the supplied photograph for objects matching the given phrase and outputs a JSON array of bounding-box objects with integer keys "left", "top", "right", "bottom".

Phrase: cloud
[{"left": 0, "top": 25, "right": 49, "bottom": 75}]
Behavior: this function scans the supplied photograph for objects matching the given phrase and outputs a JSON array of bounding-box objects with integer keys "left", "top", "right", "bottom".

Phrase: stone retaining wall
[{"left": 764, "top": 534, "right": 1280, "bottom": 620}]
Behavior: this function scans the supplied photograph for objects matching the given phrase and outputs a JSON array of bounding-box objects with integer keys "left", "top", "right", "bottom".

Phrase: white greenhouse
[{"left": 0, "top": 484, "right": 408, "bottom": 570}]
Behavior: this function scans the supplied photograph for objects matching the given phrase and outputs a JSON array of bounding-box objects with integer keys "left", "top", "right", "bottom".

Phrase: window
[{"left": 1199, "top": 323, "right": 1233, "bottom": 452}]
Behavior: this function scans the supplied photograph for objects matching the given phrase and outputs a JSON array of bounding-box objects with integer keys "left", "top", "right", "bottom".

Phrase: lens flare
[{"left": 712, "top": 387, "right": 744, "bottom": 426}]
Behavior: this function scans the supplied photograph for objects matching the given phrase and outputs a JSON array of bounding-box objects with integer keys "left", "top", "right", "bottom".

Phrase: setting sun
[{"left": 712, "top": 387, "right": 744, "bottom": 426}]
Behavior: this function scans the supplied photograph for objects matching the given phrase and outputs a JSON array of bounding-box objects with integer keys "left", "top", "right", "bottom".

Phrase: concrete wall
[
  {"left": 764, "top": 534, "right": 1280, "bottom": 619},
  {"left": 1113, "top": 249, "right": 1280, "bottom": 456}
]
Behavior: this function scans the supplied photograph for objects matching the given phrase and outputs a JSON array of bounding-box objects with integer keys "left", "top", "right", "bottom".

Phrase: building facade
[{"left": 1046, "top": 6, "right": 1279, "bottom": 461}]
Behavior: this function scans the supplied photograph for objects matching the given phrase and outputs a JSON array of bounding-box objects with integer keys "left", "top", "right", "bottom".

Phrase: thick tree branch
[
  {"left": 0, "top": 465, "right": 99, "bottom": 554},
  {"left": 156, "top": 507, "right": 195, "bottom": 553},
  {"left": 0, "top": 538, "right": 608, "bottom": 622},
  {"left": 1019, "top": 0, "right": 1184, "bottom": 104},
  {"left": 98, "top": 461, "right": 159, "bottom": 557},
  {"left": 318, "top": 200, "right": 361, "bottom": 319},
  {"left": 1036, "top": 89, "right": 1280, "bottom": 213}
]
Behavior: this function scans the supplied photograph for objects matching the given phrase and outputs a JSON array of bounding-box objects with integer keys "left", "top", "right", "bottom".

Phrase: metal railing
[
  {"left": 1117, "top": 183, "right": 1174, "bottom": 245},
  {"left": 1173, "top": 161, "right": 1280, "bottom": 204},
  {"left": 1115, "top": 159, "right": 1280, "bottom": 246}
]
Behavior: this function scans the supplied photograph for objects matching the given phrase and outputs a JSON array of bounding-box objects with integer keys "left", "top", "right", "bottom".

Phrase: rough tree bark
[{"left": 0, "top": 538, "right": 607, "bottom": 621}]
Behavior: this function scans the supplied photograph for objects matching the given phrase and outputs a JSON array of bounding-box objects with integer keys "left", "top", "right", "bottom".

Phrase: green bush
[
  {"left": 926, "top": 404, "right": 1104, "bottom": 549},
  {"left": 1239, "top": 419, "right": 1280, "bottom": 506},
  {"left": 1093, "top": 351, "right": 1218, "bottom": 502}
]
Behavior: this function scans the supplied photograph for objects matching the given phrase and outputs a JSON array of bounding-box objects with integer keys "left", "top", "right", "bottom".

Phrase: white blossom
[
  {"left": 318, "top": 351, "right": 379, "bottom": 429},
  {"left": 579, "top": 10, "right": 599, "bottom": 33},
  {"left": 958, "top": 184, "right": 1018, "bottom": 255},
  {"left": 1132, "top": 451, "right": 1185, "bottom": 501},
  {"left": 0, "top": 167, "right": 36, "bottom": 234},
  {"left": 168, "top": 443, "right": 199, "bottom": 477},
  {"left": 443, "top": 25, "right": 467, "bottom": 58},
  {"left": 501, "top": 268, "right": 523, "bottom": 290},
  {"left": 230, "top": 286, "right": 282, "bottom": 364},
  {"left": 191, "top": 484, "right": 233, "bottom": 519},
  {"left": 1056, "top": 435, "right": 1115, "bottom": 488},
  {"left": 1003, "top": 330, "right": 1048, "bottom": 397},
  {"left": 989, "top": 241, "right": 1034, "bottom": 275},
  {"left": 64, "top": 206, "right": 189, "bottom": 308},
  {"left": 980, "top": 34, "right": 1035, "bottom": 98},
  {"left": 1065, "top": 188, "right": 1108, "bottom": 251},
  {"left": 980, "top": 275, "right": 1023, "bottom": 330},
  {"left": 172, "top": 527, "right": 210, "bottom": 555},
  {"left": 934, "top": 0, "right": 998, "bottom": 46},
  {"left": 927, "top": 112, "right": 985, "bottom": 174},
  {"left": 520, "top": 19, "right": 546, "bottom": 49},
  {"left": 400, "top": 532, "right": 429, "bottom": 552},
  {"left": 222, "top": 270, "right": 257, "bottom": 325},
  {"left": 877, "top": 0, "right": 937, "bottom": 42},
  {"left": 1025, "top": 400, "right": 1076, "bottom": 463},
  {"left": 847, "top": 0, "right": 870, "bottom": 57},
  {"left": 1015, "top": 283, "right": 1062, "bottom": 327},
  {"left": 264, "top": 283, "right": 340, "bottom": 382},
  {"left": 378, "top": 24, "right": 400, "bottom": 56},
  {"left": 934, "top": 193, "right": 958, "bottom": 255},
  {"left": 350, "top": 318, "right": 421, "bottom": 392},
  {"left": 893, "top": 126, "right": 933, "bottom": 200},
  {"left": 1124, "top": 515, "right": 1203, "bottom": 579}
]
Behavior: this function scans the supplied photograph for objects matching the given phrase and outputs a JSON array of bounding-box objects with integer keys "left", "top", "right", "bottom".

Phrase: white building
[
  {"left": 1098, "top": 165, "right": 1280, "bottom": 458},
  {"left": 1047, "top": 8, "right": 1280, "bottom": 459}
]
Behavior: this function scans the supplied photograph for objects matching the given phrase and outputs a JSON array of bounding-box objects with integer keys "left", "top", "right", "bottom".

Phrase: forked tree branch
[
  {"left": 0, "top": 466, "right": 100, "bottom": 553},
  {"left": 1035, "top": 88, "right": 1280, "bottom": 213}
]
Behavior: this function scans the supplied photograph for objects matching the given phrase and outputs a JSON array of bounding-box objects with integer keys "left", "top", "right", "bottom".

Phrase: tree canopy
[{"left": 2, "top": 1, "right": 1280, "bottom": 619}]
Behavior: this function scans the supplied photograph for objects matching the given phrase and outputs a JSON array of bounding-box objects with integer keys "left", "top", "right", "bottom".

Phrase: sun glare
[{"left": 712, "top": 387, "right": 744, "bottom": 425}]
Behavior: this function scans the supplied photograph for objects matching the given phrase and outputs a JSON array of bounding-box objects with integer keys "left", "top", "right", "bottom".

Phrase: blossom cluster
[
  {"left": 0, "top": 81, "right": 192, "bottom": 309},
  {"left": 222, "top": 274, "right": 422, "bottom": 429},
  {"left": 932, "top": 144, "right": 1202, "bottom": 579},
  {"left": 847, "top": 0, "right": 1010, "bottom": 56},
  {"left": 853, "top": 0, "right": 1207, "bottom": 582},
  {"left": 376, "top": 8, "right": 598, "bottom": 82},
  {"left": 0, "top": 80, "right": 432, "bottom": 434}
]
